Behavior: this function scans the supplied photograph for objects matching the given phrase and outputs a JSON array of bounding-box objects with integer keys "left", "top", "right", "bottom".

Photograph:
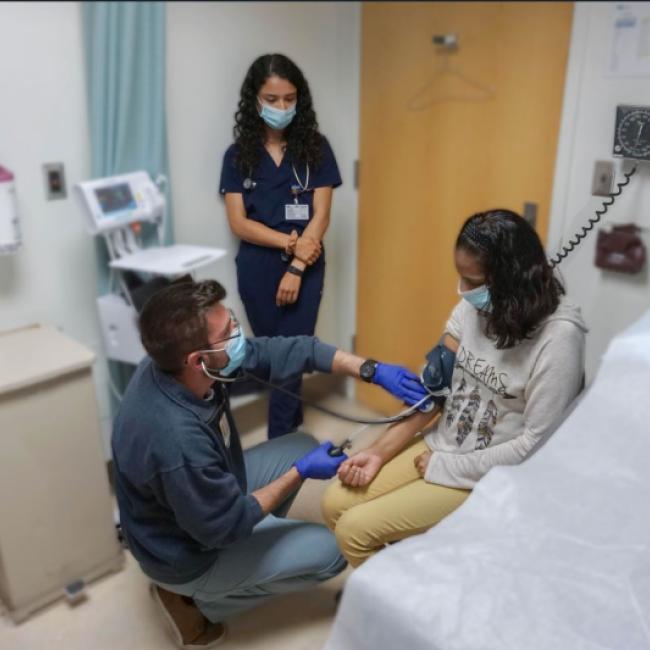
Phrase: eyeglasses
[{"left": 196, "top": 309, "right": 241, "bottom": 355}]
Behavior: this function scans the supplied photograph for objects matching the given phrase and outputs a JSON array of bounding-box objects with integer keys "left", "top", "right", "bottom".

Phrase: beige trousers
[{"left": 321, "top": 438, "right": 470, "bottom": 567}]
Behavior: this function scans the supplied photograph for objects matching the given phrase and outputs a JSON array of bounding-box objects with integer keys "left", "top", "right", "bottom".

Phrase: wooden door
[{"left": 356, "top": 2, "right": 573, "bottom": 412}]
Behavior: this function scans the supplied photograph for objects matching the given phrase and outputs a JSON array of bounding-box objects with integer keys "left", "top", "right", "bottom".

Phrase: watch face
[
  {"left": 360, "top": 359, "right": 376, "bottom": 381},
  {"left": 614, "top": 105, "right": 650, "bottom": 160}
]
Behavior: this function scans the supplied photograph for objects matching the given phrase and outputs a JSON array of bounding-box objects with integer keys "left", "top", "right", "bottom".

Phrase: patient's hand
[
  {"left": 414, "top": 451, "right": 432, "bottom": 478},
  {"left": 337, "top": 451, "right": 383, "bottom": 487}
]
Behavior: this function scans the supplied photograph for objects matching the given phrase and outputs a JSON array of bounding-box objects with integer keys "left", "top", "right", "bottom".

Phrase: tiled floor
[{"left": 0, "top": 393, "right": 383, "bottom": 650}]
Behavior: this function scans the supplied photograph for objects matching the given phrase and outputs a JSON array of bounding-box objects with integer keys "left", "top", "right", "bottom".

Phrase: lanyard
[{"left": 291, "top": 163, "right": 310, "bottom": 204}]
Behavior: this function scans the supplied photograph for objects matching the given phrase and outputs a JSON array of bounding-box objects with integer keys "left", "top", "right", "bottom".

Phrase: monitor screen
[{"left": 94, "top": 183, "right": 136, "bottom": 216}]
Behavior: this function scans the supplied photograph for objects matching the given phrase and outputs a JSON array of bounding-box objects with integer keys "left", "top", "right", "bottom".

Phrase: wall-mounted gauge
[{"left": 613, "top": 105, "right": 650, "bottom": 161}]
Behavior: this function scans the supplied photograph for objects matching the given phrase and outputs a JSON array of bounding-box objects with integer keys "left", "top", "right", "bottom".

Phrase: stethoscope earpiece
[{"left": 200, "top": 359, "right": 239, "bottom": 383}]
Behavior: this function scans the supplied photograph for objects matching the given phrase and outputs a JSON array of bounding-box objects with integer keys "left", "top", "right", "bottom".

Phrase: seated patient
[{"left": 322, "top": 209, "right": 587, "bottom": 568}]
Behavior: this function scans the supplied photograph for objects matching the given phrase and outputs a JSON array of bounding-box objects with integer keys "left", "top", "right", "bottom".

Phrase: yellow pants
[{"left": 321, "top": 438, "right": 470, "bottom": 567}]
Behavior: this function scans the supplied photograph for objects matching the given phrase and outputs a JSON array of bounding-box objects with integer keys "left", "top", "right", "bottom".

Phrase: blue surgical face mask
[
  {"left": 258, "top": 99, "right": 296, "bottom": 130},
  {"left": 200, "top": 315, "right": 247, "bottom": 381},
  {"left": 219, "top": 328, "right": 246, "bottom": 377},
  {"left": 458, "top": 281, "right": 492, "bottom": 312}
]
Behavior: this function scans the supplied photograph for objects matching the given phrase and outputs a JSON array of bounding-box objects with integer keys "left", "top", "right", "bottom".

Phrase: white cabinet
[{"left": 0, "top": 324, "right": 123, "bottom": 623}]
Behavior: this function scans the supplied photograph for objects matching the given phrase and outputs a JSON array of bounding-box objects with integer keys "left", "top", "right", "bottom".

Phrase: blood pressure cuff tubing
[{"left": 421, "top": 339, "right": 456, "bottom": 406}]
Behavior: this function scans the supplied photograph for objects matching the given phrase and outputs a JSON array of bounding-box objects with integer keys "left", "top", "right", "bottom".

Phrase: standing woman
[{"left": 220, "top": 54, "right": 342, "bottom": 439}]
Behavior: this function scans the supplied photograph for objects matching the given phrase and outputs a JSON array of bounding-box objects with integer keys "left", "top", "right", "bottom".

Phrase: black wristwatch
[
  {"left": 359, "top": 358, "right": 378, "bottom": 383},
  {"left": 287, "top": 264, "right": 304, "bottom": 278}
]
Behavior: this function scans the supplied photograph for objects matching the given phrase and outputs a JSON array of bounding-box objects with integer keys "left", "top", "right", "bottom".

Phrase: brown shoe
[{"left": 150, "top": 584, "right": 227, "bottom": 648}]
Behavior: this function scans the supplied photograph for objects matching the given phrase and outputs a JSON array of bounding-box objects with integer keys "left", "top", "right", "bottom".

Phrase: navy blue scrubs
[{"left": 219, "top": 137, "right": 342, "bottom": 438}]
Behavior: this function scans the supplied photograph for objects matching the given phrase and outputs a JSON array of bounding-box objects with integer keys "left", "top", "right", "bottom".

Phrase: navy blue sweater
[{"left": 112, "top": 336, "right": 336, "bottom": 584}]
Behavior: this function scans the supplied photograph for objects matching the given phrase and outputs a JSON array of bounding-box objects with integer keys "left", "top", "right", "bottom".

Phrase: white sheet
[{"left": 325, "top": 309, "right": 650, "bottom": 650}]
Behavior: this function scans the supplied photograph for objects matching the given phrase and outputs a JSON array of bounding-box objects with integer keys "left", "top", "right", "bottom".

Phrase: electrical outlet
[
  {"left": 523, "top": 202, "right": 537, "bottom": 228},
  {"left": 43, "top": 162, "right": 67, "bottom": 200},
  {"left": 592, "top": 160, "right": 614, "bottom": 197}
]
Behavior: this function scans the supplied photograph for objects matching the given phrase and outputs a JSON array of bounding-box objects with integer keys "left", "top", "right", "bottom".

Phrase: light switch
[
  {"left": 591, "top": 160, "right": 613, "bottom": 197},
  {"left": 43, "top": 162, "right": 67, "bottom": 200}
]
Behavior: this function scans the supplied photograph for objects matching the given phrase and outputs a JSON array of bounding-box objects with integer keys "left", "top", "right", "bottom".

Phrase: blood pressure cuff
[{"left": 421, "top": 340, "right": 456, "bottom": 406}]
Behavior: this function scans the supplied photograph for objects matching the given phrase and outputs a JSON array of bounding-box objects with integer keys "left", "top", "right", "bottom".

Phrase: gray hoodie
[{"left": 424, "top": 296, "right": 588, "bottom": 489}]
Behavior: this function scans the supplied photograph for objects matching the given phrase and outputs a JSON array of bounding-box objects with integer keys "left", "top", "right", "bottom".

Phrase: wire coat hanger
[{"left": 407, "top": 34, "right": 496, "bottom": 111}]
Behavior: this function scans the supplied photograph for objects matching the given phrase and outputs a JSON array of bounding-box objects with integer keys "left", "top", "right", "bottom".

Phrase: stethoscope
[
  {"left": 201, "top": 363, "right": 443, "bottom": 457},
  {"left": 242, "top": 162, "right": 311, "bottom": 197}
]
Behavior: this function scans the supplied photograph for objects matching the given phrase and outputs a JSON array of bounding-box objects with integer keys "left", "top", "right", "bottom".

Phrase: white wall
[
  {"left": 166, "top": 1, "right": 360, "bottom": 355},
  {"left": 548, "top": 1, "right": 650, "bottom": 382},
  {"left": 0, "top": 3, "right": 115, "bottom": 448}
]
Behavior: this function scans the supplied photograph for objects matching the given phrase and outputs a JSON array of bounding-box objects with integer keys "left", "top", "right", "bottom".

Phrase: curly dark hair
[
  {"left": 139, "top": 279, "right": 227, "bottom": 373},
  {"left": 233, "top": 53, "right": 323, "bottom": 175},
  {"left": 456, "top": 209, "right": 565, "bottom": 349}
]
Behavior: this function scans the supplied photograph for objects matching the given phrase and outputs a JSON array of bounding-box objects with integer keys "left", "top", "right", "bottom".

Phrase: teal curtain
[{"left": 82, "top": 1, "right": 173, "bottom": 412}]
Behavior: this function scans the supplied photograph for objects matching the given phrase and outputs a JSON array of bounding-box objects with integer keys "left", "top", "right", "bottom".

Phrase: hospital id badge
[
  {"left": 219, "top": 412, "right": 231, "bottom": 448},
  {"left": 285, "top": 203, "right": 309, "bottom": 221}
]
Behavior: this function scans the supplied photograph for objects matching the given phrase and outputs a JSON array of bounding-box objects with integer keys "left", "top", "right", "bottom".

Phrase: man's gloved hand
[
  {"left": 372, "top": 363, "right": 428, "bottom": 407},
  {"left": 294, "top": 441, "right": 348, "bottom": 480}
]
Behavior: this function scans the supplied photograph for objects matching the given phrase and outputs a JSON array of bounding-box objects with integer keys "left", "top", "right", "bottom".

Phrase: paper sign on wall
[{"left": 608, "top": 3, "right": 650, "bottom": 77}]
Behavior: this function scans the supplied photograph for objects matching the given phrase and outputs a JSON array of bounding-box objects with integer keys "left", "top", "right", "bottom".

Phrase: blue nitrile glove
[
  {"left": 294, "top": 441, "right": 348, "bottom": 480},
  {"left": 372, "top": 363, "right": 428, "bottom": 407}
]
